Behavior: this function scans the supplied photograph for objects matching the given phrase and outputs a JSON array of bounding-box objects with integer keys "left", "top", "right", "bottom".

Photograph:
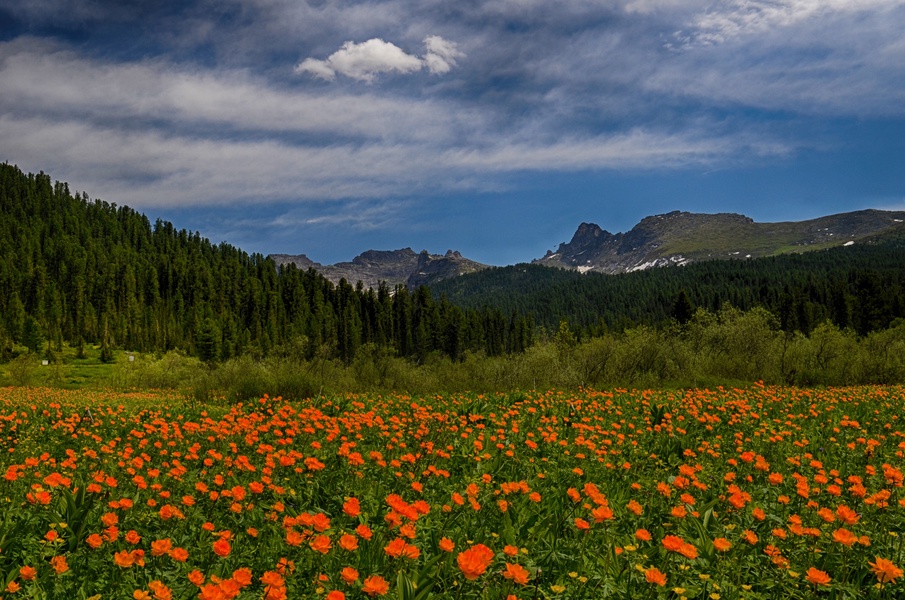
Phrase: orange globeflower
[
  {"left": 169, "top": 547, "right": 189, "bottom": 562},
  {"left": 20, "top": 566, "right": 37, "bottom": 581},
  {"left": 502, "top": 563, "right": 531, "bottom": 585},
  {"left": 114, "top": 550, "right": 135, "bottom": 568},
  {"left": 361, "top": 575, "right": 390, "bottom": 597},
  {"left": 870, "top": 557, "right": 903, "bottom": 584},
  {"left": 326, "top": 591, "right": 345, "bottom": 600},
  {"left": 832, "top": 528, "right": 857, "bottom": 546},
  {"left": 151, "top": 538, "right": 173, "bottom": 557},
  {"left": 635, "top": 529, "right": 652, "bottom": 542},
  {"left": 339, "top": 534, "right": 359, "bottom": 551},
  {"left": 212, "top": 539, "right": 231, "bottom": 557},
  {"left": 806, "top": 567, "right": 831, "bottom": 586},
  {"left": 439, "top": 537, "right": 455, "bottom": 552},
  {"left": 310, "top": 534, "right": 332, "bottom": 554},
  {"left": 662, "top": 535, "right": 685, "bottom": 552},
  {"left": 86, "top": 533, "right": 104, "bottom": 549},
  {"left": 232, "top": 568, "right": 253, "bottom": 587},
  {"left": 343, "top": 497, "right": 361, "bottom": 517},
  {"left": 645, "top": 567, "right": 667, "bottom": 586},
  {"left": 713, "top": 537, "right": 732, "bottom": 552},
  {"left": 340, "top": 566, "right": 359, "bottom": 584},
  {"left": 457, "top": 544, "right": 495, "bottom": 580},
  {"left": 574, "top": 518, "right": 590, "bottom": 531},
  {"left": 678, "top": 543, "right": 698, "bottom": 560},
  {"left": 50, "top": 555, "right": 69, "bottom": 574}
]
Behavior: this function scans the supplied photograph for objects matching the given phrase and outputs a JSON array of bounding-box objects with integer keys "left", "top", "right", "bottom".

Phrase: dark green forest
[
  {"left": 430, "top": 241, "right": 905, "bottom": 337},
  {"left": 0, "top": 164, "right": 532, "bottom": 364}
]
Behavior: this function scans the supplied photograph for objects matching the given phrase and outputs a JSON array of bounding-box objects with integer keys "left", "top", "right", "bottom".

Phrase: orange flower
[
  {"left": 188, "top": 570, "right": 206, "bottom": 586},
  {"left": 502, "top": 563, "right": 531, "bottom": 585},
  {"left": 86, "top": 533, "right": 104, "bottom": 549},
  {"left": 341, "top": 566, "right": 359, "bottom": 584},
  {"left": 114, "top": 550, "right": 135, "bottom": 568},
  {"left": 678, "top": 543, "right": 698, "bottom": 560},
  {"left": 439, "top": 537, "right": 455, "bottom": 552},
  {"left": 326, "top": 592, "right": 345, "bottom": 600},
  {"left": 361, "top": 575, "right": 390, "bottom": 597},
  {"left": 343, "top": 497, "right": 361, "bottom": 517},
  {"left": 169, "top": 547, "right": 189, "bottom": 562},
  {"left": 212, "top": 539, "right": 231, "bottom": 557},
  {"left": 503, "top": 545, "right": 519, "bottom": 557},
  {"left": 261, "top": 571, "right": 285, "bottom": 587},
  {"left": 635, "top": 529, "right": 652, "bottom": 541},
  {"left": 806, "top": 567, "right": 831, "bottom": 586},
  {"left": 339, "top": 534, "right": 359, "bottom": 551},
  {"left": 574, "top": 518, "right": 590, "bottom": 530},
  {"left": 713, "top": 537, "right": 731, "bottom": 552},
  {"left": 6, "top": 581, "right": 21, "bottom": 593},
  {"left": 457, "top": 544, "right": 495, "bottom": 580},
  {"left": 662, "top": 535, "right": 685, "bottom": 552},
  {"left": 20, "top": 566, "right": 37, "bottom": 580},
  {"left": 626, "top": 499, "right": 643, "bottom": 515},
  {"left": 50, "top": 555, "right": 69, "bottom": 574},
  {"left": 310, "top": 534, "right": 332, "bottom": 554},
  {"left": 591, "top": 505, "right": 614, "bottom": 522},
  {"left": 645, "top": 567, "right": 667, "bottom": 586},
  {"left": 869, "top": 557, "right": 903, "bottom": 584},
  {"left": 232, "top": 568, "right": 253, "bottom": 587},
  {"left": 133, "top": 590, "right": 151, "bottom": 600},
  {"left": 832, "top": 528, "right": 857, "bottom": 546},
  {"left": 384, "top": 537, "right": 408, "bottom": 558},
  {"left": 356, "top": 524, "right": 373, "bottom": 540},
  {"left": 151, "top": 538, "right": 173, "bottom": 557}
]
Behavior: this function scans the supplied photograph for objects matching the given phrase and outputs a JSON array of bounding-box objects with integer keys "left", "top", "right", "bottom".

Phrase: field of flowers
[{"left": 0, "top": 384, "right": 903, "bottom": 599}]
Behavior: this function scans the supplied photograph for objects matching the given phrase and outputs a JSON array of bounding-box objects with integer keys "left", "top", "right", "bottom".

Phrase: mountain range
[{"left": 271, "top": 209, "right": 905, "bottom": 288}]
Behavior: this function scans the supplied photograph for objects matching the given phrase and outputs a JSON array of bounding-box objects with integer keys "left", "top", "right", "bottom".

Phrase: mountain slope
[
  {"left": 535, "top": 209, "right": 905, "bottom": 274},
  {"left": 270, "top": 249, "right": 488, "bottom": 290},
  {"left": 432, "top": 234, "right": 905, "bottom": 334}
]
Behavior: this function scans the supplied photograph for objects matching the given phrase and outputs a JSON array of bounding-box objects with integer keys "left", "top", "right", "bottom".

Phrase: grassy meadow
[{"left": 0, "top": 384, "right": 903, "bottom": 599}]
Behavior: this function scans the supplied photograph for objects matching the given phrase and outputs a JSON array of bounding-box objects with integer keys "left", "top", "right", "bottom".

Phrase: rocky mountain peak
[{"left": 534, "top": 209, "right": 905, "bottom": 275}]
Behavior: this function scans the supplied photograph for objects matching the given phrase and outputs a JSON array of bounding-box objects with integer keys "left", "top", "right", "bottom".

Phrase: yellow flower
[{"left": 550, "top": 585, "right": 566, "bottom": 593}]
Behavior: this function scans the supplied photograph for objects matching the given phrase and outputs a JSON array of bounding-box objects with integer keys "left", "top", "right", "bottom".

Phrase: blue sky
[{"left": 2, "top": 0, "right": 904, "bottom": 265}]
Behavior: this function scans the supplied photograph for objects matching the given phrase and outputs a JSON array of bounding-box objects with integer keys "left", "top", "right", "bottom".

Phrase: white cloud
[
  {"left": 295, "top": 36, "right": 463, "bottom": 82},
  {"left": 681, "top": 0, "right": 903, "bottom": 46},
  {"left": 296, "top": 38, "right": 424, "bottom": 82},
  {"left": 423, "top": 35, "right": 464, "bottom": 75}
]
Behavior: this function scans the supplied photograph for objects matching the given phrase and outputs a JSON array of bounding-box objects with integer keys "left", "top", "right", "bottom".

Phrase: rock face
[
  {"left": 535, "top": 209, "right": 905, "bottom": 274},
  {"left": 270, "top": 248, "right": 488, "bottom": 289}
]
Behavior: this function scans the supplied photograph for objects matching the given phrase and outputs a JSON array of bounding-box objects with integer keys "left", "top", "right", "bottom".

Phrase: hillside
[
  {"left": 0, "top": 164, "right": 531, "bottom": 363},
  {"left": 432, "top": 237, "right": 905, "bottom": 334},
  {"left": 536, "top": 209, "right": 905, "bottom": 273}
]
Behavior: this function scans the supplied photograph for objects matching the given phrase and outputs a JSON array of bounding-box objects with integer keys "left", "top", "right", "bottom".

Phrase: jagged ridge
[
  {"left": 269, "top": 249, "right": 488, "bottom": 290},
  {"left": 535, "top": 209, "right": 905, "bottom": 274}
]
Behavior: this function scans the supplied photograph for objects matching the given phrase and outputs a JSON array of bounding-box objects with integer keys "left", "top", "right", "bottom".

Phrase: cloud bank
[{"left": 0, "top": 0, "right": 902, "bottom": 238}]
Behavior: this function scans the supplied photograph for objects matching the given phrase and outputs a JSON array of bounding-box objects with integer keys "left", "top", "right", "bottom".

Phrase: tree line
[
  {"left": 0, "top": 164, "right": 533, "bottom": 364},
  {"left": 430, "top": 238, "right": 905, "bottom": 337}
]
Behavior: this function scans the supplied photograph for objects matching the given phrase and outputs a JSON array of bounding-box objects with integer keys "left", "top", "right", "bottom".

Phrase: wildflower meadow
[{"left": 0, "top": 384, "right": 903, "bottom": 599}]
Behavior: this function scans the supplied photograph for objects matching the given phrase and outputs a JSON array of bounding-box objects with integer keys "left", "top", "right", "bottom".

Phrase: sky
[{"left": 1, "top": 0, "right": 904, "bottom": 266}]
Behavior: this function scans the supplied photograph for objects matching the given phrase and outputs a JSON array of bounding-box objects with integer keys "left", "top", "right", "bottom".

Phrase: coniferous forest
[
  {"left": 0, "top": 164, "right": 532, "bottom": 365},
  {"left": 3, "top": 162, "right": 905, "bottom": 394}
]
